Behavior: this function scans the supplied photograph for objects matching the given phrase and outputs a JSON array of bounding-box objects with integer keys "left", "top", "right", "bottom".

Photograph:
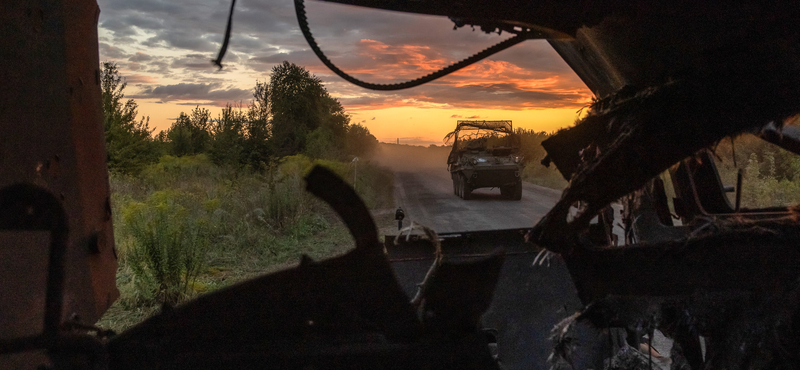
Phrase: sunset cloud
[
  {"left": 125, "top": 74, "right": 160, "bottom": 84},
  {"left": 96, "top": 0, "right": 592, "bottom": 141}
]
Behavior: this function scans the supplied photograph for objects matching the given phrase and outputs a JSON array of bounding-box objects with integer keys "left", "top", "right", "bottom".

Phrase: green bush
[
  {"left": 737, "top": 153, "right": 800, "bottom": 208},
  {"left": 121, "top": 191, "right": 208, "bottom": 306},
  {"left": 106, "top": 153, "right": 394, "bottom": 314},
  {"left": 715, "top": 134, "right": 800, "bottom": 208},
  {"left": 101, "top": 62, "right": 161, "bottom": 174}
]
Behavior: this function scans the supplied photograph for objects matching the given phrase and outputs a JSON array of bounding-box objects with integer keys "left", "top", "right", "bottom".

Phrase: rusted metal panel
[
  {"left": 0, "top": 0, "right": 118, "bottom": 340},
  {"left": 0, "top": 232, "right": 50, "bottom": 339}
]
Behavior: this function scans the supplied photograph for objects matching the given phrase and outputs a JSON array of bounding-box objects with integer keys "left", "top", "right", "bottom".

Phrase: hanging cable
[
  {"left": 212, "top": 0, "right": 237, "bottom": 69},
  {"left": 294, "top": 0, "right": 538, "bottom": 90}
]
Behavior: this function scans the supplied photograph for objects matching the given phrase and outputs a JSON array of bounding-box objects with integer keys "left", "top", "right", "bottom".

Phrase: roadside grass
[
  {"left": 97, "top": 154, "right": 396, "bottom": 333},
  {"left": 716, "top": 150, "right": 800, "bottom": 209},
  {"left": 522, "top": 163, "right": 568, "bottom": 190}
]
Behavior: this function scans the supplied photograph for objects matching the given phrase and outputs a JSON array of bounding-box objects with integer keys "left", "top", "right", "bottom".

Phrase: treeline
[
  {"left": 514, "top": 129, "right": 569, "bottom": 189},
  {"left": 101, "top": 61, "right": 378, "bottom": 174}
]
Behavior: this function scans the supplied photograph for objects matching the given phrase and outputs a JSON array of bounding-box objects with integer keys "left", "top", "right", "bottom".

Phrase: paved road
[
  {"left": 387, "top": 165, "right": 581, "bottom": 370},
  {"left": 393, "top": 167, "right": 563, "bottom": 233}
]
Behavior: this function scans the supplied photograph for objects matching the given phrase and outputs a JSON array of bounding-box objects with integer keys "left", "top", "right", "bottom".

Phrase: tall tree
[
  {"left": 100, "top": 62, "right": 158, "bottom": 173},
  {"left": 243, "top": 80, "right": 273, "bottom": 167},
  {"left": 345, "top": 123, "right": 379, "bottom": 158},
  {"left": 210, "top": 103, "right": 246, "bottom": 166},
  {"left": 268, "top": 61, "right": 345, "bottom": 157}
]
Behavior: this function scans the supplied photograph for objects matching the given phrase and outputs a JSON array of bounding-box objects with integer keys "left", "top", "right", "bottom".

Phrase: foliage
[
  {"left": 515, "top": 129, "right": 551, "bottom": 165},
  {"left": 148, "top": 62, "right": 377, "bottom": 167},
  {"left": 101, "top": 62, "right": 160, "bottom": 174},
  {"left": 346, "top": 123, "right": 379, "bottom": 158},
  {"left": 305, "top": 125, "right": 342, "bottom": 159},
  {"left": 715, "top": 134, "right": 800, "bottom": 208},
  {"left": 243, "top": 80, "right": 273, "bottom": 168},
  {"left": 522, "top": 163, "right": 568, "bottom": 190},
  {"left": 210, "top": 103, "right": 247, "bottom": 166},
  {"left": 167, "top": 106, "right": 212, "bottom": 156},
  {"left": 268, "top": 61, "right": 349, "bottom": 157},
  {"left": 515, "top": 129, "right": 568, "bottom": 189},
  {"left": 101, "top": 153, "right": 396, "bottom": 331},
  {"left": 121, "top": 190, "right": 208, "bottom": 306}
]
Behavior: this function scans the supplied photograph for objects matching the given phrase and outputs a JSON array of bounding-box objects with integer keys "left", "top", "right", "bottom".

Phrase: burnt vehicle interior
[{"left": 2, "top": 0, "right": 800, "bottom": 369}]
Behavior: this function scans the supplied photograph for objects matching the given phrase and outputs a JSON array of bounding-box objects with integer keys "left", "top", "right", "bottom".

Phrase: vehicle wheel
[
  {"left": 462, "top": 176, "right": 472, "bottom": 200},
  {"left": 500, "top": 185, "right": 509, "bottom": 198},
  {"left": 456, "top": 175, "right": 462, "bottom": 198},
  {"left": 512, "top": 181, "right": 522, "bottom": 201},
  {"left": 452, "top": 177, "right": 458, "bottom": 195}
]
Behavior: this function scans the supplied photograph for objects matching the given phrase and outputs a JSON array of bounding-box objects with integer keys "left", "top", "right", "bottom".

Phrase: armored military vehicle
[{"left": 446, "top": 120, "right": 523, "bottom": 200}]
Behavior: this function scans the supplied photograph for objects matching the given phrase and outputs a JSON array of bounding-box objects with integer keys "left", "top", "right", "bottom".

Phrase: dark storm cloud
[
  {"left": 249, "top": 52, "right": 295, "bottom": 64},
  {"left": 100, "top": 17, "right": 139, "bottom": 38},
  {"left": 144, "top": 61, "right": 172, "bottom": 75},
  {"left": 336, "top": 94, "right": 405, "bottom": 108},
  {"left": 143, "top": 30, "right": 217, "bottom": 52},
  {"left": 246, "top": 48, "right": 347, "bottom": 73},
  {"left": 336, "top": 75, "right": 588, "bottom": 110},
  {"left": 410, "top": 82, "right": 587, "bottom": 109},
  {"left": 131, "top": 82, "right": 250, "bottom": 103},
  {"left": 171, "top": 54, "right": 220, "bottom": 70},
  {"left": 129, "top": 52, "right": 152, "bottom": 62},
  {"left": 103, "top": 0, "right": 183, "bottom": 14},
  {"left": 101, "top": 12, "right": 165, "bottom": 35},
  {"left": 99, "top": 42, "right": 130, "bottom": 59}
]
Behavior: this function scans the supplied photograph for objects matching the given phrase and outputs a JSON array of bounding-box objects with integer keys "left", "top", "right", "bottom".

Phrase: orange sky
[{"left": 138, "top": 100, "right": 584, "bottom": 146}]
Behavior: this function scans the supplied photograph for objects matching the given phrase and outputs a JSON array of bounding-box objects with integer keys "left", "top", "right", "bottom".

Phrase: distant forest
[{"left": 101, "top": 61, "right": 379, "bottom": 174}]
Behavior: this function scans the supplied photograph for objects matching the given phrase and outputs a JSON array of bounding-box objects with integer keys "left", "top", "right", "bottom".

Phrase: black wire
[
  {"left": 294, "top": 0, "right": 536, "bottom": 91},
  {"left": 212, "top": 0, "right": 236, "bottom": 70}
]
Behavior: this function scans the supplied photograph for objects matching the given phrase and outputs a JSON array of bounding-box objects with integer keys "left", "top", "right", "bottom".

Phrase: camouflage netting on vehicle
[
  {"left": 445, "top": 120, "right": 517, "bottom": 164},
  {"left": 443, "top": 120, "right": 513, "bottom": 143}
]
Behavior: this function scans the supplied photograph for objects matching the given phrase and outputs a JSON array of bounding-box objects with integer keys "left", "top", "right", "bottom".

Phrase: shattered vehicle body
[
  {"left": 3, "top": 0, "right": 800, "bottom": 369},
  {"left": 446, "top": 120, "right": 524, "bottom": 200}
]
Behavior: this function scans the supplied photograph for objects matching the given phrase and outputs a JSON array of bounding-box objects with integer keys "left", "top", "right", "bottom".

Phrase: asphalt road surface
[{"left": 393, "top": 167, "right": 562, "bottom": 233}]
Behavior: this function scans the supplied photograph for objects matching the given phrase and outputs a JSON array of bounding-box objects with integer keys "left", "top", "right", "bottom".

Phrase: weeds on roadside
[
  {"left": 100, "top": 154, "right": 395, "bottom": 332},
  {"left": 522, "top": 163, "right": 568, "bottom": 190},
  {"left": 121, "top": 191, "right": 207, "bottom": 307}
]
